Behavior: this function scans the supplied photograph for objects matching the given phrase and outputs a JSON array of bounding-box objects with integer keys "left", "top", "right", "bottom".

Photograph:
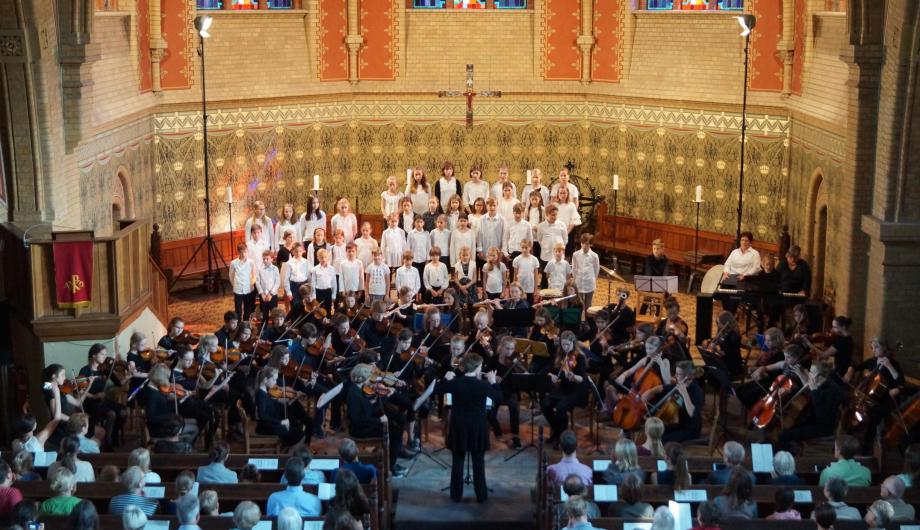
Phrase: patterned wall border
[
  {"left": 78, "top": 117, "right": 156, "bottom": 172},
  {"left": 789, "top": 119, "right": 844, "bottom": 163},
  {"left": 154, "top": 100, "right": 791, "bottom": 136}
]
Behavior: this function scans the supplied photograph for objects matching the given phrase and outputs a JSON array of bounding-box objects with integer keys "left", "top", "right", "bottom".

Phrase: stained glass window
[
  {"left": 196, "top": 0, "right": 221, "bottom": 9},
  {"left": 413, "top": 0, "right": 445, "bottom": 7},
  {"left": 718, "top": 0, "right": 743, "bottom": 9},
  {"left": 495, "top": 0, "right": 526, "bottom": 8},
  {"left": 647, "top": 0, "right": 674, "bottom": 9},
  {"left": 453, "top": 0, "right": 486, "bottom": 8}
]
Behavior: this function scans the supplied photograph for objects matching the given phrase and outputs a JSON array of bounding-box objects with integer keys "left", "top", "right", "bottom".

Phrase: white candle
[
  {"left": 406, "top": 168, "right": 413, "bottom": 187},
  {"left": 526, "top": 169, "right": 533, "bottom": 185},
  {"left": 224, "top": 185, "right": 233, "bottom": 204},
  {"left": 695, "top": 185, "right": 702, "bottom": 202},
  {"left": 613, "top": 174, "right": 619, "bottom": 191},
  {"left": 313, "top": 174, "right": 320, "bottom": 190}
]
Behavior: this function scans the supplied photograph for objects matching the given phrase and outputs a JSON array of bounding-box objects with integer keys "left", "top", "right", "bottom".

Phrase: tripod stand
[
  {"left": 505, "top": 373, "right": 549, "bottom": 462},
  {"left": 440, "top": 452, "right": 494, "bottom": 494}
]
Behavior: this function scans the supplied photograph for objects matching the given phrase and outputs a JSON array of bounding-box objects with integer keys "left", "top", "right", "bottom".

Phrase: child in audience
[
  {"left": 165, "top": 470, "right": 196, "bottom": 515},
  {"left": 11, "top": 450, "right": 40, "bottom": 481},
  {"left": 767, "top": 488, "right": 802, "bottom": 519}
]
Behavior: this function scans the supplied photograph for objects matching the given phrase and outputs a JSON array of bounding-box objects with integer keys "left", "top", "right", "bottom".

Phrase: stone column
[
  {"left": 346, "top": 0, "right": 363, "bottom": 84},
  {"left": 577, "top": 0, "right": 595, "bottom": 84},
  {"left": 778, "top": 0, "right": 794, "bottom": 95}
]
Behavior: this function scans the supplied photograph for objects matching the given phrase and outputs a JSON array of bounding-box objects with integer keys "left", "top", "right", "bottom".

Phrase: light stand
[
  {"left": 735, "top": 14, "right": 756, "bottom": 246},
  {"left": 170, "top": 15, "right": 227, "bottom": 293}
]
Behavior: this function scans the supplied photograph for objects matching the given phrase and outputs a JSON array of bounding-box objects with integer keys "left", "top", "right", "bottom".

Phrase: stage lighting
[
  {"left": 736, "top": 14, "right": 756, "bottom": 37},
  {"left": 194, "top": 15, "right": 213, "bottom": 38}
]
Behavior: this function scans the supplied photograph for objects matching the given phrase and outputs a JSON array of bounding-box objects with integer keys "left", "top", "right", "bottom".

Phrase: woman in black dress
[
  {"left": 435, "top": 352, "right": 502, "bottom": 503},
  {"left": 254, "top": 366, "right": 309, "bottom": 450}
]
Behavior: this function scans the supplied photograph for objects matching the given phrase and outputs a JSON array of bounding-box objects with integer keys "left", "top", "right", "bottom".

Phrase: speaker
[{"left": 695, "top": 293, "right": 713, "bottom": 345}]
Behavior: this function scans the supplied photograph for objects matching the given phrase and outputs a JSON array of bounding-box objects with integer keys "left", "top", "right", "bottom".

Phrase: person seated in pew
[
  {"left": 814, "top": 503, "right": 837, "bottom": 530},
  {"left": 654, "top": 442, "right": 691, "bottom": 489},
  {"left": 130, "top": 447, "right": 162, "bottom": 484},
  {"left": 47, "top": 435, "right": 95, "bottom": 483},
  {"left": 713, "top": 466, "right": 757, "bottom": 519},
  {"left": 153, "top": 415, "right": 194, "bottom": 455},
  {"left": 329, "top": 468, "right": 372, "bottom": 527},
  {"left": 880, "top": 475, "right": 916, "bottom": 521},
  {"left": 601, "top": 438, "right": 646, "bottom": 486},
  {"left": 165, "top": 470, "right": 195, "bottom": 515},
  {"left": 196, "top": 442, "right": 238, "bottom": 484},
  {"left": 546, "top": 430, "right": 593, "bottom": 487},
  {"left": 638, "top": 417, "right": 666, "bottom": 457},
  {"left": 198, "top": 490, "right": 220, "bottom": 517},
  {"left": 282, "top": 446, "right": 325, "bottom": 486},
  {"left": 109, "top": 466, "right": 159, "bottom": 516},
  {"left": 554, "top": 475, "right": 601, "bottom": 529},
  {"left": 818, "top": 434, "right": 871, "bottom": 487},
  {"left": 232, "top": 500, "right": 262, "bottom": 530},
  {"left": 175, "top": 493, "right": 202, "bottom": 530},
  {"left": 609, "top": 473, "right": 654, "bottom": 519},
  {"left": 689, "top": 500, "right": 722, "bottom": 530},
  {"left": 324, "top": 505, "right": 364, "bottom": 530},
  {"left": 818, "top": 477, "right": 862, "bottom": 520},
  {"left": 238, "top": 463, "right": 261, "bottom": 484},
  {"left": 777, "top": 361, "right": 844, "bottom": 453},
  {"left": 768, "top": 451, "right": 804, "bottom": 485},
  {"left": 70, "top": 499, "right": 100, "bottom": 530},
  {"left": 39, "top": 467, "right": 82, "bottom": 516},
  {"left": 563, "top": 495, "right": 602, "bottom": 530},
  {"left": 67, "top": 413, "right": 101, "bottom": 455},
  {"left": 0, "top": 461, "right": 23, "bottom": 520},
  {"left": 898, "top": 444, "right": 920, "bottom": 487},
  {"left": 651, "top": 505, "right": 675, "bottom": 530},
  {"left": 11, "top": 450, "right": 40, "bottom": 481},
  {"left": 277, "top": 507, "right": 302, "bottom": 530},
  {"left": 705, "top": 441, "right": 756, "bottom": 485},
  {"left": 122, "top": 505, "right": 148, "bottom": 530},
  {"left": 12, "top": 413, "right": 60, "bottom": 455},
  {"left": 766, "top": 488, "right": 801, "bottom": 520},
  {"left": 267, "top": 457, "right": 321, "bottom": 517},
  {"left": 865, "top": 500, "right": 895, "bottom": 530}
]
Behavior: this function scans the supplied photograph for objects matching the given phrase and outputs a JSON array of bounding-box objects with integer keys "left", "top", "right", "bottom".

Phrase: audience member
[
  {"left": 864, "top": 499, "right": 894, "bottom": 530},
  {"left": 283, "top": 446, "right": 325, "bottom": 486},
  {"left": 656, "top": 443, "right": 691, "bottom": 489},
  {"left": 602, "top": 438, "right": 646, "bottom": 485},
  {"left": 277, "top": 507, "right": 303, "bottom": 530},
  {"left": 11, "top": 451, "right": 40, "bottom": 481},
  {"left": 813, "top": 503, "right": 837, "bottom": 530},
  {"left": 12, "top": 414, "right": 58, "bottom": 454},
  {"left": 547, "top": 430, "right": 593, "bottom": 487},
  {"left": 239, "top": 463, "right": 262, "bottom": 483},
  {"left": 129, "top": 447, "right": 162, "bottom": 484},
  {"left": 705, "top": 442, "right": 753, "bottom": 485},
  {"left": 39, "top": 468, "right": 81, "bottom": 516},
  {"left": 267, "top": 457, "right": 321, "bottom": 517},
  {"left": 0, "top": 461, "right": 24, "bottom": 520},
  {"left": 109, "top": 465, "right": 159, "bottom": 516},
  {"left": 690, "top": 500, "right": 722, "bottom": 530},
  {"left": 651, "top": 505, "right": 675, "bottom": 530},
  {"left": 769, "top": 451, "right": 803, "bottom": 485},
  {"left": 232, "top": 501, "right": 262, "bottom": 530},
  {"left": 166, "top": 470, "right": 196, "bottom": 515},
  {"left": 323, "top": 505, "right": 362, "bottom": 530},
  {"left": 713, "top": 466, "right": 757, "bottom": 519},
  {"left": 639, "top": 417, "right": 666, "bottom": 457},
  {"left": 67, "top": 413, "right": 101, "bottom": 454},
  {"left": 48, "top": 435, "right": 96, "bottom": 483},
  {"left": 554, "top": 474, "right": 601, "bottom": 528},
  {"left": 819, "top": 435, "right": 870, "bottom": 487},
  {"left": 122, "top": 505, "right": 148, "bottom": 530},
  {"left": 819, "top": 477, "right": 862, "bottom": 520},
  {"left": 99, "top": 464, "right": 120, "bottom": 482},
  {"left": 69, "top": 499, "right": 100, "bottom": 530},
  {"left": 564, "top": 495, "right": 601, "bottom": 530},
  {"left": 766, "top": 488, "right": 801, "bottom": 520},
  {"left": 899, "top": 443, "right": 920, "bottom": 487},
  {"left": 199, "top": 490, "right": 220, "bottom": 517},
  {"left": 880, "top": 475, "right": 916, "bottom": 520},
  {"left": 332, "top": 438, "right": 377, "bottom": 484},
  {"left": 609, "top": 473, "right": 653, "bottom": 518},
  {"left": 11, "top": 499, "right": 40, "bottom": 530},
  {"left": 197, "top": 442, "right": 238, "bottom": 484},
  {"left": 176, "top": 493, "right": 202, "bottom": 530},
  {"left": 153, "top": 415, "right": 194, "bottom": 454},
  {"left": 330, "top": 468, "right": 372, "bottom": 523}
]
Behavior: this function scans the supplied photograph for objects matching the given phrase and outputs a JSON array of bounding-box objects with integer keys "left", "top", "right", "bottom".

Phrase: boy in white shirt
[
  {"left": 229, "top": 243, "right": 256, "bottom": 320},
  {"left": 255, "top": 249, "right": 281, "bottom": 323},
  {"left": 311, "top": 248, "right": 338, "bottom": 312},
  {"left": 477, "top": 198, "right": 505, "bottom": 265},
  {"left": 246, "top": 224, "right": 270, "bottom": 265},
  {"left": 430, "top": 214, "right": 452, "bottom": 269},
  {"left": 544, "top": 242, "right": 572, "bottom": 292},
  {"left": 339, "top": 242, "right": 365, "bottom": 298},
  {"left": 330, "top": 229, "right": 348, "bottom": 280},
  {"left": 395, "top": 250, "right": 422, "bottom": 302},
  {"left": 244, "top": 200, "right": 276, "bottom": 252},
  {"left": 423, "top": 246, "right": 450, "bottom": 303},
  {"left": 491, "top": 165, "right": 517, "bottom": 201},
  {"left": 503, "top": 204, "right": 533, "bottom": 261},
  {"left": 282, "top": 242, "right": 310, "bottom": 305},
  {"left": 571, "top": 233, "right": 601, "bottom": 312},
  {"left": 406, "top": 216, "right": 431, "bottom": 279},
  {"left": 512, "top": 239, "right": 540, "bottom": 305},
  {"left": 536, "top": 204, "right": 568, "bottom": 286},
  {"left": 365, "top": 249, "right": 392, "bottom": 303}
]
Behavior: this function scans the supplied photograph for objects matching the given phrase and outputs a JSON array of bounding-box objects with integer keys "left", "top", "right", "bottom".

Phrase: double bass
[{"left": 610, "top": 354, "right": 664, "bottom": 431}]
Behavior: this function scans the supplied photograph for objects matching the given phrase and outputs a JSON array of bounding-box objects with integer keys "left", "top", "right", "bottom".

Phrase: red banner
[{"left": 53, "top": 241, "right": 93, "bottom": 308}]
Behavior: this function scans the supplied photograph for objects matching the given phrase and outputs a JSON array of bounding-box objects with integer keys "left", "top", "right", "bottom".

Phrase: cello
[
  {"left": 610, "top": 354, "right": 664, "bottom": 431},
  {"left": 748, "top": 362, "right": 809, "bottom": 430}
]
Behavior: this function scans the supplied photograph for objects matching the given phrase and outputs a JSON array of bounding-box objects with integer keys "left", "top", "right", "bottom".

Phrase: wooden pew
[
  {"left": 40, "top": 515, "right": 325, "bottom": 530},
  {"left": 588, "top": 519, "right": 913, "bottom": 530}
]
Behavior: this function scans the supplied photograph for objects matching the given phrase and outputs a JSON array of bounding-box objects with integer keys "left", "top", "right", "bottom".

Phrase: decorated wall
[{"left": 153, "top": 100, "right": 789, "bottom": 242}]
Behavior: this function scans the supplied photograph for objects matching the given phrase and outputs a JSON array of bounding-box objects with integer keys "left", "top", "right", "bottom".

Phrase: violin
[
  {"left": 305, "top": 300, "right": 327, "bottom": 320},
  {"left": 610, "top": 352, "right": 664, "bottom": 431},
  {"left": 158, "top": 384, "right": 187, "bottom": 398},
  {"left": 400, "top": 346, "right": 430, "bottom": 367},
  {"left": 59, "top": 377, "right": 92, "bottom": 395},
  {"left": 361, "top": 380, "right": 394, "bottom": 398},
  {"left": 268, "top": 385, "right": 300, "bottom": 400},
  {"left": 172, "top": 330, "right": 200, "bottom": 346},
  {"left": 210, "top": 347, "right": 227, "bottom": 363},
  {"left": 99, "top": 357, "right": 129, "bottom": 383},
  {"left": 280, "top": 360, "right": 314, "bottom": 381},
  {"left": 343, "top": 329, "right": 367, "bottom": 351},
  {"left": 540, "top": 322, "right": 560, "bottom": 340}
]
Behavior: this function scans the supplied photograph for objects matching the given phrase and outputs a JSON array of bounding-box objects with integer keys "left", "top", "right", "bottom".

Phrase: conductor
[{"left": 435, "top": 352, "right": 503, "bottom": 503}]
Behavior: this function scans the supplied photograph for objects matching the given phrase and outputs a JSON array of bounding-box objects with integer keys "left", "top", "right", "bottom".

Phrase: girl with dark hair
[
  {"left": 816, "top": 315, "right": 854, "bottom": 378},
  {"left": 330, "top": 468, "right": 372, "bottom": 526},
  {"left": 78, "top": 343, "right": 127, "bottom": 450},
  {"left": 767, "top": 488, "right": 801, "bottom": 520},
  {"left": 47, "top": 436, "right": 95, "bottom": 482},
  {"left": 713, "top": 467, "right": 757, "bottom": 519},
  {"left": 68, "top": 499, "right": 100, "bottom": 530}
]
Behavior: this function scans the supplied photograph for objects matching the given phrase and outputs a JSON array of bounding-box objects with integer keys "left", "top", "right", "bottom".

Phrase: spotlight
[
  {"left": 194, "top": 15, "right": 213, "bottom": 38},
  {"left": 736, "top": 14, "right": 757, "bottom": 37}
]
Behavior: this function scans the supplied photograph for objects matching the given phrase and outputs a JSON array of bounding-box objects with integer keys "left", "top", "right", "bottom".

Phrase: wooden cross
[{"left": 438, "top": 64, "right": 501, "bottom": 129}]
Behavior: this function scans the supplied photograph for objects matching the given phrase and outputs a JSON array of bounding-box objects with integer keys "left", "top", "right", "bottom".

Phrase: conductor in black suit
[{"left": 435, "top": 352, "right": 503, "bottom": 503}]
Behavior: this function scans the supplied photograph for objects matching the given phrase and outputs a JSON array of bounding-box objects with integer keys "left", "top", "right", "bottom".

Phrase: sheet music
[
  {"left": 669, "top": 501, "right": 693, "bottom": 530},
  {"left": 624, "top": 524, "right": 652, "bottom": 530},
  {"left": 247, "top": 458, "right": 279, "bottom": 470},
  {"left": 592, "top": 459, "right": 612, "bottom": 472},
  {"left": 252, "top": 521, "right": 273, "bottom": 530},
  {"left": 793, "top": 490, "right": 813, "bottom": 503},
  {"left": 145, "top": 521, "right": 170, "bottom": 530},
  {"left": 304, "top": 522, "right": 324, "bottom": 530},
  {"left": 190, "top": 482, "right": 199, "bottom": 497},
  {"left": 751, "top": 443, "right": 775, "bottom": 473},
  {"left": 309, "top": 458, "right": 339, "bottom": 471},
  {"left": 143, "top": 486, "right": 166, "bottom": 499},
  {"left": 673, "top": 489, "right": 707, "bottom": 502},
  {"left": 593, "top": 485, "right": 618, "bottom": 502},
  {"left": 443, "top": 393, "right": 491, "bottom": 408},
  {"left": 657, "top": 460, "right": 667, "bottom": 472},
  {"left": 414, "top": 380, "right": 437, "bottom": 411},
  {"left": 317, "top": 383, "right": 344, "bottom": 409},
  {"left": 318, "top": 483, "right": 336, "bottom": 501},
  {"left": 33, "top": 451, "right": 57, "bottom": 467}
]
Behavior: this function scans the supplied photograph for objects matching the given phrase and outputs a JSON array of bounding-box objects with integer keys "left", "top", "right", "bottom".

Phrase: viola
[
  {"left": 647, "top": 384, "right": 682, "bottom": 425},
  {"left": 361, "top": 380, "right": 393, "bottom": 398},
  {"left": 610, "top": 354, "right": 664, "bottom": 431},
  {"left": 374, "top": 318, "right": 392, "bottom": 334},
  {"left": 268, "top": 385, "right": 299, "bottom": 400},
  {"left": 305, "top": 300, "right": 327, "bottom": 320},
  {"left": 846, "top": 367, "right": 892, "bottom": 428},
  {"left": 159, "top": 384, "right": 187, "bottom": 398}
]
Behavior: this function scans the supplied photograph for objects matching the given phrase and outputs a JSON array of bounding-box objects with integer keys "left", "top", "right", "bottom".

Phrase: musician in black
[
  {"left": 358, "top": 300, "right": 392, "bottom": 353},
  {"left": 346, "top": 363, "right": 410, "bottom": 477},
  {"left": 778, "top": 360, "right": 844, "bottom": 452},
  {"left": 603, "top": 289, "right": 636, "bottom": 344},
  {"left": 158, "top": 317, "right": 187, "bottom": 352},
  {"left": 260, "top": 308, "right": 290, "bottom": 343},
  {"left": 141, "top": 364, "right": 198, "bottom": 444},
  {"left": 486, "top": 335, "right": 523, "bottom": 449},
  {"left": 644, "top": 239, "right": 669, "bottom": 276},
  {"left": 777, "top": 245, "right": 811, "bottom": 296},
  {"left": 541, "top": 331, "right": 589, "bottom": 446},
  {"left": 737, "top": 343, "right": 808, "bottom": 410},
  {"left": 529, "top": 308, "right": 558, "bottom": 376},
  {"left": 641, "top": 360, "right": 704, "bottom": 443},
  {"left": 173, "top": 346, "right": 218, "bottom": 449},
  {"left": 655, "top": 298, "right": 689, "bottom": 361},
  {"left": 78, "top": 343, "right": 127, "bottom": 450},
  {"left": 843, "top": 337, "right": 905, "bottom": 451},
  {"left": 435, "top": 353, "right": 503, "bottom": 503},
  {"left": 698, "top": 311, "right": 744, "bottom": 393},
  {"left": 816, "top": 316, "right": 854, "bottom": 379},
  {"left": 214, "top": 311, "right": 239, "bottom": 348}
]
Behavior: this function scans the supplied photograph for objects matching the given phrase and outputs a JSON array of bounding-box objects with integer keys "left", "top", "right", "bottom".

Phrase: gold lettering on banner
[{"left": 66, "top": 274, "right": 85, "bottom": 294}]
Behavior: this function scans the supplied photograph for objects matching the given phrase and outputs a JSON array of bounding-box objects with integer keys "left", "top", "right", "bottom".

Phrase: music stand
[
  {"left": 545, "top": 306, "right": 583, "bottom": 331},
  {"left": 634, "top": 275, "right": 678, "bottom": 294},
  {"left": 515, "top": 338, "right": 549, "bottom": 359},
  {"left": 493, "top": 308, "right": 535, "bottom": 328},
  {"left": 504, "top": 373, "right": 552, "bottom": 462}
]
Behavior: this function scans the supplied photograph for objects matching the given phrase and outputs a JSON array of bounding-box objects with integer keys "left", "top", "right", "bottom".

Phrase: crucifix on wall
[{"left": 438, "top": 64, "right": 501, "bottom": 129}]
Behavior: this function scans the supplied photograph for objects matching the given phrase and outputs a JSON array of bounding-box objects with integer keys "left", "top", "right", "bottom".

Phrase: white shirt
[
  {"left": 512, "top": 254, "right": 540, "bottom": 294},
  {"left": 724, "top": 247, "right": 762, "bottom": 276},
  {"left": 48, "top": 460, "right": 95, "bottom": 483},
  {"left": 395, "top": 265, "right": 421, "bottom": 297},
  {"left": 306, "top": 242, "right": 328, "bottom": 269},
  {"left": 256, "top": 263, "right": 281, "bottom": 296},
  {"left": 483, "top": 262, "right": 507, "bottom": 294},
  {"left": 244, "top": 216, "right": 276, "bottom": 252},
  {"left": 298, "top": 212, "right": 326, "bottom": 243},
  {"left": 446, "top": 211, "right": 460, "bottom": 231},
  {"left": 406, "top": 185, "right": 430, "bottom": 216},
  {"left": 503, "top": 219, "right": 533, "bottom": 255},
  {"left": 521, "top": 184, "right": 550, "bottom": 206},
  {"left": 330, "top": 213, "right": 358, "bottom": 244},
  {"left": 355, "top": 237, "right": 378, "bottom": 267},
  {"left": 310, "top": 264, "right": 338, "bottom": 298},
  {"left": 526, "top": 207, "right": 544, "bottom": 232},
  {"left": 571, "top": 249, "right": 600, "bottom": 293},
  {"left": 423, "top": 261, "right": 450, "bottom": 290},
  {"left": 366, "top": 262, "right": 391, "bottom": 296},
  {"left": 454, "top": 259, "right": 478, "bottom": 285},
  {"left": 283, "top": 256, "right": 309, "bottom": 284},
  {"left": 436, "top": 177, "right": 461, "bottom": 207},
  {"left": 477, "top": 214, "right": 505, "bottom": 255},
  {"left": 536, "top": 220, "right": 568, "bottom": 261},
  {"left": 330, "top": 243, "right": 347, "bottom": 273},
  {"left": 556, "top": 202, "right": 582, "bottom": 229},
  {"left": 407, "top": 229, "right": 431, "bottom": 263},
  {"left": 339, "top": 258, "right": 364, "bottom": 293},
  {"left": 430, "top": 228, "right": 451, "bottom": 257},
  {"left": 275, "top": 220, "right": 300, "bottom": 245},
  {"left": 380, "top": 227, "right": 407, "bottom": 267},
  {"left": 380, "top": 190, "right": 404, "bottom": 217},
  {"left": 544, "top": 258, "right": 572, "bottom": 291},
  {"left": 498, "top": 198, "right": 521, "bottom": 221},
  {"left": 463, "top": 180, "right": 490, "bottom": 205},
  {"left": 230, "top": 258, "right": 254, "bottom": 295},
  {"left": 491, "top": 180, "right": 517, "bottom": 201},
  {"left": 550, "top": 182, "right": 580, "bottom": 203},
  {"left": 246, "top": 238, "right": 270, "bottom": 265},
  {"left": 449, "top": 229, "right": 476, "bottom": 268}
]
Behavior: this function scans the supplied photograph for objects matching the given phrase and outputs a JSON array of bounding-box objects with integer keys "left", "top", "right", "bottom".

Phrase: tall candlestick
[
  {"left": 313, "top": 174, "right": 320, "bottom": 190},
  {"left": 406, "top": 168, "right": 413, "bottom": 187},
  {"left": 224, "top": 185, "right": 233, "bottom": 204},
  {"left": 695, "top": 185, "right": 702, "bottom": 202},
  {"left": 613, "top": 174, "right": 620, "bottom": 191},
  {"left": 526, "top": 169, "right": 533, "bottom": 185}
]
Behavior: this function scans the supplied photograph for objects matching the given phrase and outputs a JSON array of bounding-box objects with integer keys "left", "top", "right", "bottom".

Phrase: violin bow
[
  {"left": 171, "top": 369, "right": 179, "bottom": 415},
  {"left": 281, "top": 376, "right": 289, "bottom": 420}
]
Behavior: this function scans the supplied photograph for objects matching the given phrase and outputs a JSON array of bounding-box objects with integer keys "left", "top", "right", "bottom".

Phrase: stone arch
[
  {"left": 112, "top": 166, "right": 135, "bottom": 222},
  {"left": 806, "top": 169, "right": 829, "bottom": 301}
]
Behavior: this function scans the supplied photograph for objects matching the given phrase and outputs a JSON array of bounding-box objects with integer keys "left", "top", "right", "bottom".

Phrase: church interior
[{"left": 2, "top": 0, "right": 920, "bottom": 528}]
